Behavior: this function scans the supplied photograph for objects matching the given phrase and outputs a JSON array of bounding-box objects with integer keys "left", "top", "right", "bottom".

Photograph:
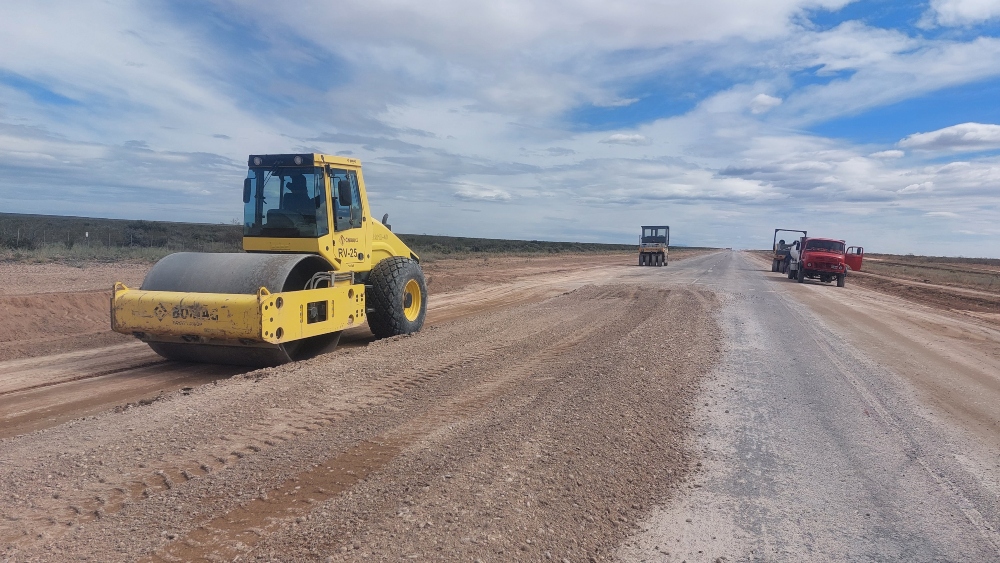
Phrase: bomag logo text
[
  {"left": 339, "top": 235, "right": 359, "bottom": 245},
  {"left": 171, "top": 303, "right": 219, "bottom": 322}
]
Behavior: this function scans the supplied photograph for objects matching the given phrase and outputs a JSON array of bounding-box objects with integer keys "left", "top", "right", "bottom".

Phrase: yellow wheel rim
[{"left": 403, "top": 279, "right": 422, "bottom": 322}]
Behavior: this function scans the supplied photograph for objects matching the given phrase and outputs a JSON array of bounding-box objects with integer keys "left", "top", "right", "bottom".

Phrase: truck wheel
[
  {"left": 797, "top": 266, "right": 805, "bottom": 283},
  {"left": 639, "top": 254, "right": 645, "bottom": 266},
  {"left": 367, "top": 257, "right": 428, "bottom": 338},
  {"left": 837, "top": 273, "right": 846, "bottom": 287},
  {"left": 771, "top": 260, "right": 778, "bottom": 272},
  {"left": 787, "top": 267, "right": 794, "bottom": 279}
]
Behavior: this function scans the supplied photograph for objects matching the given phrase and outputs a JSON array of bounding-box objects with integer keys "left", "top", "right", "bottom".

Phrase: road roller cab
[{"left": 111, "top": 153, "right": 427, "bottom": 367}]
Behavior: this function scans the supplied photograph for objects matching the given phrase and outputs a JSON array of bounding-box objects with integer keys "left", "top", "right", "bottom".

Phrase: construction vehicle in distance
[
  {"left": 111, "top": 153, "right": 427, "bottom": 367},
  {"left": 772, "top": 228, "right": 806, "bottom": 273},
  {"left": 638, "top": 225, "right": 669, "bottom": 266},
  {"left": 786, "top": 236, "right": 864, "bottom": 287}
]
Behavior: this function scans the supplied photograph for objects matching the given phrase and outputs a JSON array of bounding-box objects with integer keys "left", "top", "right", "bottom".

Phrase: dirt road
[
  {"left": 621, "top": 252, "right": 1000, "bottom": 561},
  {"left": 0, "top": 255, "right": 633, "bottom": 439},
  {"left": 2, "top": 251, "right": 999, "bottom": 561}
]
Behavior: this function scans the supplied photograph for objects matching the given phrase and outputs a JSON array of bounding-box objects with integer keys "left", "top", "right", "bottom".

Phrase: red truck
[{"left": 786, "top": 237, "right": 864, "bottom": 287}]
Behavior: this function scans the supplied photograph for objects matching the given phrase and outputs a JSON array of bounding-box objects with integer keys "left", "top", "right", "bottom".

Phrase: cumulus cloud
[
  {"left": 776, "top": 23, "right": 1000, "bottom": 126},
  {"left": 922, "top": 0, "right": 1000, "bottom": 27},
  {"left": 749, "top": 93, "right": 782, "bottom": 114},
  {"left": 454, "top": 184, "right": 511, "bottom": 202},
  {"left": 869, "top": 150, "right": 904, "bottom": 158},
  {"left": 899, "top": 122, "right": 1000, "bottom": 151},
  {"left": 593, "top": 97, "right": 640, "bottom": 108},
  {"left": 600, "top": 134, "right": 651, "bottom": 146},
  {"left": 2, "top": 1, "right": 1000, "bottom": 255},
  {"left": 898, "top": 182, "right": 934, "bottom": 194}
]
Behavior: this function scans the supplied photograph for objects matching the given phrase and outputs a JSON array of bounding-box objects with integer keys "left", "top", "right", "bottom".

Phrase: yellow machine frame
[
  {"left": 112, "top": 281, "right": 365, "bottom": 346},
  {"left": 111, "top": 153, "right": 422, "bottom": 363}
]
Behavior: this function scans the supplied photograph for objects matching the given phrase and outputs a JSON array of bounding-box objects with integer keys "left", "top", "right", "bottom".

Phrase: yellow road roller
[{"left": 111, "top": 153, "right": 427, "bottom": 367}]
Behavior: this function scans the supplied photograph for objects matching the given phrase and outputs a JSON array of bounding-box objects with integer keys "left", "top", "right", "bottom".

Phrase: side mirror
[
  {"left": 243, "top": 179, "right": 252, "bottom": 203},
  {"left": 337, "top": 180, "right": 352, "bottom": 205}
]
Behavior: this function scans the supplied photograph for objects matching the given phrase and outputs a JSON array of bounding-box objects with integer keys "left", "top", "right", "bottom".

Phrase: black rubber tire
[
  {"left": 771, "top": 260, "right": 778, "bottom": 272},
  {"left": 366, "top": 257, "right": 428, "bottom": 339},
  {"left": 797, "top": 266, "right": 805, "bottom": 283},
  {"left": 837, "top": 273, "right": 846, "bottom": 287},
  {"left": 639, "top": 254, "right": 645, "bottom": 266}
]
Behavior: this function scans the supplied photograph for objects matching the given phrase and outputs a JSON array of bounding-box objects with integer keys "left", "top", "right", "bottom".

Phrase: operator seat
[{"left": 282, "top": 174, "right": 314, "bottom": 216}]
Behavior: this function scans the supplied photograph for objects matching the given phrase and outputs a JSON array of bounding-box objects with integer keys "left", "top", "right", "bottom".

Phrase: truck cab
[{"left": 788, "top": 237, "right": 863, "bottom": 287}]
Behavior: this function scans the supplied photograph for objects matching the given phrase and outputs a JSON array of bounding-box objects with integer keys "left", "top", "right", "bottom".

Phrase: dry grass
[{"left": 864, "top": 254, "right": 1000, "bottom": 294}]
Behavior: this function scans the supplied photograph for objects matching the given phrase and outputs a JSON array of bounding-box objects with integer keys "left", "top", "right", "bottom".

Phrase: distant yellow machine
[
  {"left": 638, "top": 225, "right": 669, "bottom": 266},
  {"left": 112, "top": 153, "right": 426, "bottom": 367}
]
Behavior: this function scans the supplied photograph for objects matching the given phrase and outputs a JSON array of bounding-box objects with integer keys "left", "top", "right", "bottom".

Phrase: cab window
[
  {"left": 804, "top": 240, "right": 845, "bottom": 252},
  {"left": 244, "top": 167, "right": 328, "bottom": 237},
  {"left": 330, "top": 169, "right": 363, "bottom": 232}
]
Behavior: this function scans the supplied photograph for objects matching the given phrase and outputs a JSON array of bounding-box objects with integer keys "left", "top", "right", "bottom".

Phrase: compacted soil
[
  {"left": 3, "top": 250, "right": 998, "bottom": 561},
  {"left": 0, "top": 252, "right": 721, "bottom": 561}
]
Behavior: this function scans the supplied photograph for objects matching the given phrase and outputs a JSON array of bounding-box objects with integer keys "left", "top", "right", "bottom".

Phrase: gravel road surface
[
  {"left": 1, "top": 253, "right": 721, "bottom": 561},
  {"left": 2, "top": 250, "right": 998, "bottom": 562},
  {"left": 621, "top": 251, "right": 1000, "bottom": 562}
]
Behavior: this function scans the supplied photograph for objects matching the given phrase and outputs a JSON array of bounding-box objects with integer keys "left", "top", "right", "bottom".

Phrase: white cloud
[
  {"left": 898, "top": 182, "right": 934, "bottom": 194},
  {"left": 2, "top": 1, "right": 1000, "bottom": 255},
  {"left": 593, "top": 97, "right": 640, "bottom": 108},
  {"left": 899, "top": 122, "right": 1000, "bottom": 151},
  {"left": 600, "top": 134, "right": 652, "bottom": 146},
  {"left": 922, "top": 0, "right": 1000, "bottom": 27},
  {"left": 777, "top": 25, "right": 1000, "bottom": 126},
  {"left": 454, "top": 184, "right": 511, "bottom": 202},
  {"left": 749, "top": 94, "right": 782, "bottom": 114},
  {"left": 926, "top": 211, "right": 960, "bottom": 217},
  {"left": 870, "top": 150, "right": 905, "bottom": 158}
]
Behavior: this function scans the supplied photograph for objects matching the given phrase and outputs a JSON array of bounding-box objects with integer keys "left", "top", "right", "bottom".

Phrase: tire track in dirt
[
  {"left": 0, "top": 258, "right": 633, "bottom": 442},
  {"left": 146, "top": 293, "right": 633, "bottom": 562},
  {"left": 0, "top": 282, "right": 722, "bottom": 562},
  {"left": 1, "top": 285, "right": 636, "bottom": 554},
  {"left": 247, "top": 287, "right": 719, "bottom": 562}
]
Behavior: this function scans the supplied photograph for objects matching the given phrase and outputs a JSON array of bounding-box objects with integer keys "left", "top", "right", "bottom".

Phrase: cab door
[
  {"left": 845, "top": 246, "right": 864, "bottom": 271},
  {"left": 329, "top": 168, "right": 369, "bottom": 270}
]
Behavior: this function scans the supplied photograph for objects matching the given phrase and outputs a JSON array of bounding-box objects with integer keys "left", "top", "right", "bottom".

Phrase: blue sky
[{"left": 2, "top": 0, "right": 1000, "bottom": 255}]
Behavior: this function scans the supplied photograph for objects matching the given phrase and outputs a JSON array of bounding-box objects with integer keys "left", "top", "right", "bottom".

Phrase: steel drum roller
[{"left": 140, "top": 252, "right": 342, "bottom": 367}]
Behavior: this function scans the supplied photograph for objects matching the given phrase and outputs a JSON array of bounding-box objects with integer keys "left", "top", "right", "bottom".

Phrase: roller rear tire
[{"left": 367, "top": 257, "right": 428, "bottom": 338}]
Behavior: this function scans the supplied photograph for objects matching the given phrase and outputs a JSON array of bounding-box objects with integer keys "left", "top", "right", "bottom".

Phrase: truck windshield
[
  {"left": 243, "top": 167, "right": 329, "bottom": 238},
  {"left": 805, "top": 240, "right": 845, "bottom": 253},
  {"left": 642, "top": 227, "right": 667, "bottom": 243}
]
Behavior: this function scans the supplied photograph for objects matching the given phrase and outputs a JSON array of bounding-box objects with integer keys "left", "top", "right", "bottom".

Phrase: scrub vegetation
[
  {"left": 863, "top": 254, "right": 1000, "bottom": 294},
  {"left": 0, "top": 212, "right": 709, "bottom": 263}
]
